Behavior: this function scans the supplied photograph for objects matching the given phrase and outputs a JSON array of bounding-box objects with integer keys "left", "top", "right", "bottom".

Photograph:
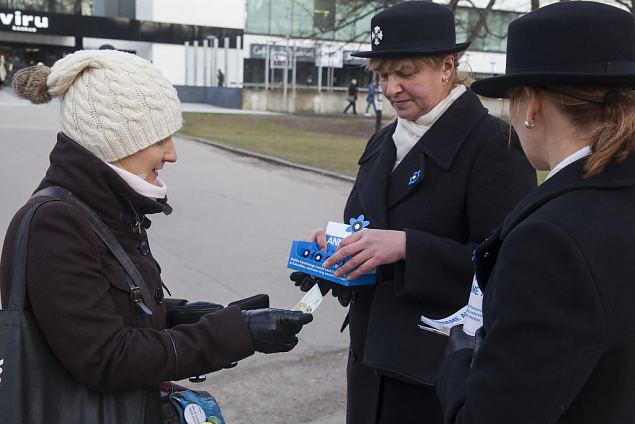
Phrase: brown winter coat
[{"left": 0, "top": 133, "right": 255, "bottom": 419}]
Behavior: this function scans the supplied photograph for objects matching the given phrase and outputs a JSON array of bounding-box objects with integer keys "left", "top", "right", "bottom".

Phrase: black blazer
[
  {"left": 343, "top": 90, "right": 537, "bottom": 386},
  {"left": 438, "top": 153, "right": 635, "bottom": 423}
]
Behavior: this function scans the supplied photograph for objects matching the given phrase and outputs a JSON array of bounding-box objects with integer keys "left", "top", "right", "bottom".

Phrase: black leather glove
[
  {"left": 445, "top": 325, "right": 477, "bottom": 356},
  {"left": 242, "top": 308, "right": 313, "bottom": 354},
  {"left": 290, "top": 272, "right": 354, "bottom": 307},
  {"left": 290, "top": 271, "right": 330, "bottom": 295}
]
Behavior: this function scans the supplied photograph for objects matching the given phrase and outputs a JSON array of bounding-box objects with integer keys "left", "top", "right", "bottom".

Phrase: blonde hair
[
  {"left": 366, "top": 53, "right": 472, "bottom": 89},
  {"left": 510, "top": 86, "right": 635, "bottom": 177}
]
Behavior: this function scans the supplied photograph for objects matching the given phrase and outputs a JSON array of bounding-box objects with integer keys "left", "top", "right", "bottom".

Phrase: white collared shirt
[{"left": 545, "top": 146, "right": 593, "bottom": 181}]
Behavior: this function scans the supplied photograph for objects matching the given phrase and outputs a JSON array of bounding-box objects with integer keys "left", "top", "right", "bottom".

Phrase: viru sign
[{"left": 0, "top": 11, "right": 49, "bottom": 33}]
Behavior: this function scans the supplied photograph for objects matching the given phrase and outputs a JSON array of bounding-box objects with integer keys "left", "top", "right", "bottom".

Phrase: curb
[{"left": 177, "top": 134, "right": 356, "bottom": 183}]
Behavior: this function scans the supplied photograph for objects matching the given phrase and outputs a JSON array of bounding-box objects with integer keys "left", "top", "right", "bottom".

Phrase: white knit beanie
[{"left": 12, "top": 49, "right": 182, "bottom": 162}]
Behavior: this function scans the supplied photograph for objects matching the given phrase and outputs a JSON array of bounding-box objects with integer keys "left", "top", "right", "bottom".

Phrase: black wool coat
[
  {"left": 342, "top": 90, "right": 537, "bottom": 423},
  {"left": 438, "top": 153, "right": 635, "bottom": 424},
  {"left": 0, "top": 134, "right": 255, "bottom": 422}
]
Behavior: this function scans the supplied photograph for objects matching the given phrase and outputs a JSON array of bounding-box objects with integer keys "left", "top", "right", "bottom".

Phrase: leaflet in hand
[
  {"left": 418, "top": 274, "right": 484, "bottom": 336},
  {"left": 287, "top": 220, "right": 376, "bottom": 287}
]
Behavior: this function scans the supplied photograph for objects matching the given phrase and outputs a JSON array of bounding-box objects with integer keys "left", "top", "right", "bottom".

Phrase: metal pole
[
  {"left": 292, "top": 44, "right": 297, "bottom": 93},
  {"left": 375, "top": 77, "right": 383, "bottom": 132},
  {"left": 184, "top": 41, "right": 190, "bottom": 85},
  {"left": 236, "top": 35, "right": 242, "bottom": 88},
  {"left": 203, "top": 38, "right": 210, "bottom": 86},
  {"left": 264, "top": 42, "right": 270, "bottom": 90},
  {"left": 212, "top": 38, "right": 219, "bottom": 86},
  {"left": 224, "top": 37, "right": 230, "bottom": 86},
  {"left": 317, "top": 43, "right": 322, "bottom": 93},
  {"left": 193, "top": 40, "right": 199, "bottom": 86}
]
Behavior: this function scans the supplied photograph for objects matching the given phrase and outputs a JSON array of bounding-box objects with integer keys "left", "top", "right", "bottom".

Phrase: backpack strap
[{"left": 32, "top": 186, "right": 153, "bottom": 316}]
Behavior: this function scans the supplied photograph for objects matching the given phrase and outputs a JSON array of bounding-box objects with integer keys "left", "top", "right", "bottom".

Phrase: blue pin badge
[
  {"left": 408, "top": 169, "right": 422, "bottom": 186},
  {"left": 346, "top": 214, "right": 370, "bottom": 233}
]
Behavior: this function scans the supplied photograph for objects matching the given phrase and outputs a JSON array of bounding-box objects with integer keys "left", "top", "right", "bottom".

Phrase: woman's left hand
[{"left": 323, "top": 229, "right": 406, "bottom": 280}]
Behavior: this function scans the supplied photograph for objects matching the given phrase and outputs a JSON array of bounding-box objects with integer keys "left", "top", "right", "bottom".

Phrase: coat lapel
[
  {"left": 356, "top": 123, "right": 396, "bottom": 229},
  {"left": 386, "top": 90, "right": 487, "bottom": 210},
  {"left": 473, "top": 152, "right": 635, "bottom": 291}
]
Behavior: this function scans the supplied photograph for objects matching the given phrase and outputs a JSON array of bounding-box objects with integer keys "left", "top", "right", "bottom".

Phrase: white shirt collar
[
  {"left": 545, "top": 146, "right": 593, "bottom": 181},
  {"left": 392, "top": 85, "right": 466, "bottom": 170},
  {"left": 106, "top": 163, "right": 167, "bottom": 199}
]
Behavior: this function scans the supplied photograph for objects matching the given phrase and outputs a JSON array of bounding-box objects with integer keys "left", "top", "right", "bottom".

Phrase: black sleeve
[{"left": 437, "top": 219, "right": 606, "bottom": 424}]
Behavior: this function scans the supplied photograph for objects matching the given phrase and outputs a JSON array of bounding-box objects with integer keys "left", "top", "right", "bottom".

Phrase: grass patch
[
  {"left": 179, "top": 113, "right": 378, "bottom": 177},
  {"left": 180, "top": 112, "right": 548, "bottom": 184}
]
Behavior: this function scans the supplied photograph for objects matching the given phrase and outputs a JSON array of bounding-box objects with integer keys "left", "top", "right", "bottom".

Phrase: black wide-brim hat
[
  {"left": 351, "top": 1, "right": 470, "bottom": 58},
  {"left": 472, "top": 1, "right": 635, "bottom": 98}
]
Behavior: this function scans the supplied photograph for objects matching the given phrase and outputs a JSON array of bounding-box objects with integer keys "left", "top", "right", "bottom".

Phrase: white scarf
[
  {"left": 392, "top": 85, "right": 467, "bottom": 171},
  {"left": 106, "top": 163, "right": 167, "bottom": 199}
]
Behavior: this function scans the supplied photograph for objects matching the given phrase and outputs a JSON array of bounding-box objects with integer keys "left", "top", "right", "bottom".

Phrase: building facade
[{"left": 0, "top": 0, "right": 520, "bottom": 94}]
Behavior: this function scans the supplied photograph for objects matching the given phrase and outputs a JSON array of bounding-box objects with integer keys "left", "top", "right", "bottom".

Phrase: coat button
[
  {"left": 138, "top": 239, "right": 150, "bottom": 256},
  {"left": 483, "top": 252, "right": 490, "bottom": 258},
  {"left": 154, "top": 287, "right": 164, "bottom": 304}
]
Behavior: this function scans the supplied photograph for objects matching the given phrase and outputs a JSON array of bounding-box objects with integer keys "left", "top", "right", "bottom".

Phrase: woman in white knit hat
[{"left": 0, "top": 49, "right": 312, "bottom": 423}]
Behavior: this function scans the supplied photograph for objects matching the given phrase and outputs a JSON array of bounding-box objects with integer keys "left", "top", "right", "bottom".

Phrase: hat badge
[{"left": 371, "top": 26, "right": 383, "bottom": 46}]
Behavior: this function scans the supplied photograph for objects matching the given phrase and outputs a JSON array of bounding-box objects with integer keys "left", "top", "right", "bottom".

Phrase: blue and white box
[{"left": 287, "top": 219, "right": 376, "bottom": 287}]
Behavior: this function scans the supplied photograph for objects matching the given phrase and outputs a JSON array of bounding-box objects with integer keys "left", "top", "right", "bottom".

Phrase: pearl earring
[{"left": 524, "top": 120, "right": 535, "bottom": 129}]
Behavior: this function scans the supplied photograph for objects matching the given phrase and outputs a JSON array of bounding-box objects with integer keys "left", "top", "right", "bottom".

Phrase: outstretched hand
[
  {"left": 242, "top": 308, "right": 313, "bottom": 354},
  {"left": 322, "top": 229, "right": 406, "bottom": 280}
]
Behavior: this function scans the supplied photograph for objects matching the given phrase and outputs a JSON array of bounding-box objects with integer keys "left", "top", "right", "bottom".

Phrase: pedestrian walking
[
  {"left": 343, "top": 78, "right": 358, "bottom": 114},
  {"left": 0, "top": 55, "right": 6, "bottom": 89},
  {"left": 438, "top": 3, "right": 635, "bottom": 423},
  {"left": 291, "top": 2, "right": 536, "bottom": 423},
  {"left": 217, "top": 68, "right": 224, "bottom": 87},
  {"left": 364, "top": 77, "right": 378, "bottom": 116},
  {"left": 0, "top": 50, "right": 312, "bottom": 423}
]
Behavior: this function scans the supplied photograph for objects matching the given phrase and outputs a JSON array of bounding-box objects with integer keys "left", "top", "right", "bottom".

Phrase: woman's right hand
[{"left": 242, "top": 308, "right": 313, "bottom": 354}]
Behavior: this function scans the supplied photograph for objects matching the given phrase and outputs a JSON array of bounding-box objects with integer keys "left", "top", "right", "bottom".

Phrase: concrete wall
[
  {"left": 175, "top": 85, "right": 243, "bottom": 109},
  {"left": 243, "top": 88, "right": 397, "bottom": 117},
  {"left": 243, "top": 88, "right": 511, "bottom": 120}
]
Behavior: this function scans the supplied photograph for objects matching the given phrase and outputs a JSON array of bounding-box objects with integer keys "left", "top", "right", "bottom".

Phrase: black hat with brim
[
  {"left": 351, "top": 1, "right": 470, "bottom": 59},
  {"left": 471, "top": 2, "right": 635, "bottom": 98}
]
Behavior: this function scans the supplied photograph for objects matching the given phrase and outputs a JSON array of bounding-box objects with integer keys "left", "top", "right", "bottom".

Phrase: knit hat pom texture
[
  {"left": 12, "top": 65, "right": 52, "bottom": 104},
  {"left": 37, "top": 49, "right": 182, "bottom": 163}
]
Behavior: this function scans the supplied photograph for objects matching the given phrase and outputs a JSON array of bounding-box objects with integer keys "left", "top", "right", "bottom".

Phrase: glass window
[
  {"left": 455, "top": 7, "right": 521, "bottom": 53},
  {"left": 246, "top": 0, "right": 271, "bottom": 34},
  {"left": 0, "top": 0, "right": 93, "bottom": 14}
]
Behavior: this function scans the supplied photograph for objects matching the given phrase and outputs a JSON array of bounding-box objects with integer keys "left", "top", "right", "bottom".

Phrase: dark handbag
[{"left": 0, "top": 187, "right": 159, "bottom": 423}]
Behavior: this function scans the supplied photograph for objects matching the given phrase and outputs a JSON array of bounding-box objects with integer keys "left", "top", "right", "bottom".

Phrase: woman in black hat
[
  {"left": 437, "top": 2, "right": 635, "bottom": 423},
  {"left": 292, "top": 2, "right": 536, "bottom": 423}
]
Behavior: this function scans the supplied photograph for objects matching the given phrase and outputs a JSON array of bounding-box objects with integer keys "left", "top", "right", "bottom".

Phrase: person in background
[
  {"left": 292, "top": 2, "right": 536, "bottom": 423},
  {"left": 1, "top": 49, "right": 312, "bottom": 422},
  {"left": 438, "top": 3, "right": 635, "bottom": 423},
  {"left": 343, "top": 78, "right": 359, "bottom": 114},
  {"left": 0, "top": 55, "right": 6, "bottom": 89},
  {"left": 217, "top": 68, "right": 224, "bottom": 87},
  {"left": 364, "top": 77, "right": 378, "bottom": 117}
]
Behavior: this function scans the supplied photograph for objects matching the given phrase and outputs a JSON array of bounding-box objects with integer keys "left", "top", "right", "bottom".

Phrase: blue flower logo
[
  {"left": 408, "top": 170, "right": 422, "bottom": 186},
  {"left": 346, "top": 214, "right": 370, "bottom": 233}
]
